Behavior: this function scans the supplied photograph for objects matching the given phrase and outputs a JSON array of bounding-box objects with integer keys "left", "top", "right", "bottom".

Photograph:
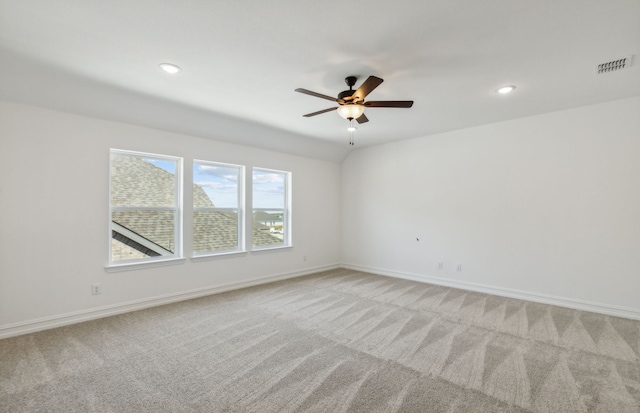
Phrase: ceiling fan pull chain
[{"left": 348, "top": 118, "right": 356, "bottom": 145}]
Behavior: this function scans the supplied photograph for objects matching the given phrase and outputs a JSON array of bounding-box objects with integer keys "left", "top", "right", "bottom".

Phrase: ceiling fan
[{"left": 295, "top": 75, "right": 413, "bottom": 124}]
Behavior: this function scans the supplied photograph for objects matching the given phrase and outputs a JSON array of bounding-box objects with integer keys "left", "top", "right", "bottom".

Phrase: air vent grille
[{"left": 596, "top": 56, "right": 633, "bottom": 74}]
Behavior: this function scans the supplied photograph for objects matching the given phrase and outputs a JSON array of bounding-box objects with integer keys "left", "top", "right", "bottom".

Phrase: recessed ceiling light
[
  {"left": 497, "top": 85, "right": 516, "bottom": 94},
  {"left": 159, "top": 63, "right": 181, "bottom": 74}
]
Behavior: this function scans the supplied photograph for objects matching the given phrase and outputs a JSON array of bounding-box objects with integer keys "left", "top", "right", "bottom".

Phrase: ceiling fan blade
[
  {"left": 295, "top": 88, "right": 338, "bottom": 102},
  {"left": 364, "top": 100, "right": 414, "bottom": 108},
  {"left": 356, "top": 113, "right": 369, "bottom": 124},
  {"left": 351, "top": 76, "right": 383, "bottom": 102},
  {"left": 303, "top": 107, "right": 338, "bottom": 117}
]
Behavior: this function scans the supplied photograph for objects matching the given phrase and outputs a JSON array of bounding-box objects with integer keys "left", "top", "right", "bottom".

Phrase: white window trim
[
  {"left": 107, "top": 149, "right": 183, "bottom": 268},
  {"left": 251, "top": 167, "right": 292, "bottom": 250},
  {"left": 192, "top": 160, "right": 245, "bottom": 257}
]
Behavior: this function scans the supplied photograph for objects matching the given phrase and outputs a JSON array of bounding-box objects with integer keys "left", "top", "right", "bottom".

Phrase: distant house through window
[
  {"left": 109, "top": 149, "right": 182, "bottom": 264},
  {"left": 193, "top": 160, "right": 244, "bottom": 255},
  {"left": 252, "top": 168, "right": 291, "bottom": 248}
]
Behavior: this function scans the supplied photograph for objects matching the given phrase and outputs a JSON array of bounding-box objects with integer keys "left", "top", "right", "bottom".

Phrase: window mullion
[{"left": 111, "top": 206, "right": 177, "bottom": 212}]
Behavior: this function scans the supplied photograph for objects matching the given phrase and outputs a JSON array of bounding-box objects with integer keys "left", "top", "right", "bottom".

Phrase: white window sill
[
  {"left": 105, "top": 257, "right": 186, "bottom": 273},
  {"left": 191, "top": 250, "right": 248, "bottom": 262},
  {"left": 251, "top": 245, "right": 293, "bottom": 253}
]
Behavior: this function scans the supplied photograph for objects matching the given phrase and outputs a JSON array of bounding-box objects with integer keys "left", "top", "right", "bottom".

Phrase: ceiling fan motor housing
[
  {"left": 338, "top": 76, "right": 359, "bottom": 101},
  {"left": 338, "top": 90, "right": 355, "bottom": 101}
]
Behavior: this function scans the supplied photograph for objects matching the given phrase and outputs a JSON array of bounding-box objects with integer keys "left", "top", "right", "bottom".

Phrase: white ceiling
[{"left": 1, "top": 0, "right": 639, "bottom": 161}]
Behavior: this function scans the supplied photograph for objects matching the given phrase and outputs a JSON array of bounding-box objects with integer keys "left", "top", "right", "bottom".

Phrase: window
[
  {"left": 109, "top": 149, "right": 182, "bottom": 264},
  {"left": 252, "top": 168, "right": 291, "bottom": 249},
  {"left": 193, "top": 160, "right": 244, "bottom": 255}
]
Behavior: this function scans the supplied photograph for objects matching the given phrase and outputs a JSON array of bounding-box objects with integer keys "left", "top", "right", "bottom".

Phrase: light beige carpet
[{"left": 1, "top": 269, "right": 639, "bottom": 412}]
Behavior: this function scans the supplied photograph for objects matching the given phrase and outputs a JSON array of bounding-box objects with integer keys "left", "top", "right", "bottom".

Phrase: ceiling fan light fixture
[
  {"left": 337, "top": 104, "right": 365, "bottom": 120},
  {"left": 159, "top": 63, "right": 181, "bottom": 74}
]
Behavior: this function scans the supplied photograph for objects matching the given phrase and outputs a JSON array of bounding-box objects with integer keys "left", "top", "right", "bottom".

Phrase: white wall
[
  {"left": 2, "top": 96, "right": 639, "bottom": 338},
  {"left": 0, "top": 101, "right": 342, "bottom": 336},
  {"left": 342, "top": 97, "right": 640, "bottom": 317}
]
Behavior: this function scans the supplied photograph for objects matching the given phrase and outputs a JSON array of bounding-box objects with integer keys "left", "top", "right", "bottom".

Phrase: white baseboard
[
  {"left": 341, "top": 263, "right": 640, "bottom": 320},
  {"left": 4, "top": 262, "right": 637, "bottom": 340},
  {"left": 0, "top": 264, "right": 339, "bottom": 339}
]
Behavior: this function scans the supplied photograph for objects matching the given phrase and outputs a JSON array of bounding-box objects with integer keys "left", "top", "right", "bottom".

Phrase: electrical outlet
[
  {"left": 438, "top": 262, "right": 444, "bottom": 270},
  {"left": 456, "top": 264, "right": 462, "bottom": 272},
  {"left": 303, "top": 255, "right": 307, "bottom": 261},
  {"left": 92, "top": 284, "right": 101, "bottom": 295}
]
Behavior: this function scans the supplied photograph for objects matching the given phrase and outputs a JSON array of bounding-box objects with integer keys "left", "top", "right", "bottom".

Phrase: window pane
[
  {"left": 111, "top": 210, "right": 175, "bottom": 261},
  {"left": 253, "top": 168, "right": 289, "bottom": 248},
  {"left": 193, "top": 163, "right": 239, "bottom": 208},
  {"left": 252, "top": 169, "right": 285, "bottom": 209},
  {"left": 111, "top": 153, "right": 176, "bottom": 207},
  {"left": 193, "top": 210, "right": 238, "bottom": 253},
  {"left": 193, "top": 161, "right": 243, "bottom": 255},
  {"left": 253, "top": 209, "right": 284, "bottom": 247}
]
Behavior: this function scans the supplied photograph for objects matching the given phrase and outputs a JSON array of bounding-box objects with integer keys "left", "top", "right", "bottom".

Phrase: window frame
[
  {"left": 251, "top": 167, "right": 292, "bottom": 250},
  {"left": 192, "top": 159, "right": 245, "bottom": 257},
  {"left": 107, "top": 149, "right": 183, "bottom": 268}
]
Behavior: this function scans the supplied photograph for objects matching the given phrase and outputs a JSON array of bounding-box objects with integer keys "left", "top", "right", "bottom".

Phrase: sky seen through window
[{"left": 144, "top": 159, "right": 284, "bottom": 208}]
